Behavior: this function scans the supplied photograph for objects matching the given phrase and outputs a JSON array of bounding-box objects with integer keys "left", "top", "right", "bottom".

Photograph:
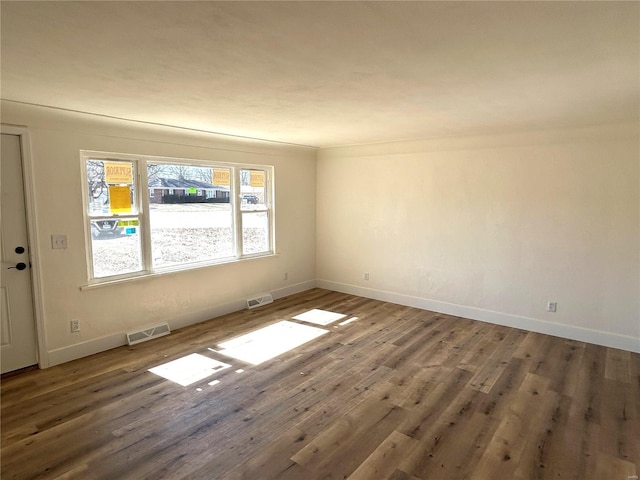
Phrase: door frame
[{"left": 1, "top": 124, "right": 48, "bottom": 369}]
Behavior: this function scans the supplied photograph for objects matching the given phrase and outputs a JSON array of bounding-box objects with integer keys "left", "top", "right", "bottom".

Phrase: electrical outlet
[
  {"left": 364, "top": 273, "right": 370, "bottom": 281},
  {"left": 284, "top": 272, "right": 288, "bottom": 281},
  {"left": 70, "top": 319, "right": 80, "bottom": 333},
  {"left": 547, "top": 302, "right": 557, "bottom": 313}
]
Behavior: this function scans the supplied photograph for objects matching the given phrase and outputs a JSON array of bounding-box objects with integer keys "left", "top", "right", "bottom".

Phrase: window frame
[
  {"left": 80, "top": 150, "right": 275, "bottom": 285},
  {"left": 237, "top": 168, "right": 272, "bottom": 256}
]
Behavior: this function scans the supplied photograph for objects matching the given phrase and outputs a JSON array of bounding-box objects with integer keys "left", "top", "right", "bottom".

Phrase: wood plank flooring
[{"left": 1, "top": 289, "right": 638, "bottom": 479}]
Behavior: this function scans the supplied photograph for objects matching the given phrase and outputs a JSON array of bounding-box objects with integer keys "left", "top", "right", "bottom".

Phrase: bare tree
[
  {"left": 147, "top": 164, "right": 171, "bottom": 184},
  {"left": 240, "top": 169, "right": 250, "bottom": 186},
  {"left": 86, "top": 160, "right": 107, "bottom": 201},
  {"left": 164, "top": 164, "right": 192, "bottom": 181},
  {"left": 191, "top": 166, "right": 213, "bottom": 183},
  {"left": 159, "top": 164, "right": 213, "bottom": 184}
]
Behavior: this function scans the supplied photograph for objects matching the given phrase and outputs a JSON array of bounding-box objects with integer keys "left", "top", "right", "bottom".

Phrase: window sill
[{"left": 80, "top": 252, "right": 278, "bottom": 291}]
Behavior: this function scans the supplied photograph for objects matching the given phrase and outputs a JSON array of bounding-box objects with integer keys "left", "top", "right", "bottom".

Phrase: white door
[{"left": 1, "top": 133, "right": 38, "bottom": 373}]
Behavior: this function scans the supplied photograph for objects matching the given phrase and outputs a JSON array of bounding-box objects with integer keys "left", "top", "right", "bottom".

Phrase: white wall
[
  {"left": 317, "top": 124, "right": 640, "bottom": 352},
  {"left": 5, "top": 99, "right": 638, "bottom": 365},
  {"left": 2, "top": 102, "right": 317, "bottom": 365}
]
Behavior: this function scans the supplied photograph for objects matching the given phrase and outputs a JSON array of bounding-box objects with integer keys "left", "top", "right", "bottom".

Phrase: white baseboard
[
  {"left": 317, "top": 279, "right": 640, "bottom": 354},
  {"left": 48, "top": 332, "right": 127, "bottom": 367},
  {"left": 167, "top": 279, "right": 317, "bottom": 331},
  {"left": 47, "top": 278, "right": 638, "bottom": 366},
  {"left": 47, "top": 279, "right": 317, "bottom": 367},
  {"left": 272, "top": 279, "right": 318, "bottom": 301}
]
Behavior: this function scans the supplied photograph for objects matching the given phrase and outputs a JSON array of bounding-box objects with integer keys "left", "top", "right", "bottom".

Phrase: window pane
[
  {"left": 86, "top": 159, "right": 136, "bottom": 216},
  {"left": 148, "top": 163, "right": 233, "bottom": 268},
  {"left": 242, "top": 211, "right": 269, "bottom": 255},
  {"left": 86, "top": 158, "right": 141, "bottom": 278},
  {"left": 240, "top": 169, "right": 266, "bottom": 211},
  {"left": 91, "top": 219, "right": 142, "bottom": 277}
]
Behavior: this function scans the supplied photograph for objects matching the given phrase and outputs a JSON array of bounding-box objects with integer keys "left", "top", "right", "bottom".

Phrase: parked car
[
  {"left": 91, "top": 219, "right": 122, "bottom": 238},
  {"left": 242, "top": 194, "right": 259, "bottom": 204}
]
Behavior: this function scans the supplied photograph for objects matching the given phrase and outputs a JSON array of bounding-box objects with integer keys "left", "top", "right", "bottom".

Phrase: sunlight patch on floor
[
  {"left": 148, "top": 353, "right": 231, "bottom": 386},
  {"left": 292, "top": 309, "right": 347, "bottom": 326},
  {"left": 216, "top": 320, "right": 329, "bottom": 365},
  {"left": 339, "top": 316, "right": 358, "bottom": 326}
]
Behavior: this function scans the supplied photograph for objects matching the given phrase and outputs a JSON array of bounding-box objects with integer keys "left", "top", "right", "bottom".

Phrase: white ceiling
[{"left": 1, "top": 1, "right": 638, "bottom": 148}]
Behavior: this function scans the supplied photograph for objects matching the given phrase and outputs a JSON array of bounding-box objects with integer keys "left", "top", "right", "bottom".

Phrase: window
[
  {"left": 239, "top": 169, "right": 270, "bottom": 255},
  {"left": 82, "top": 152, "right": 274, "bottom": 282}
]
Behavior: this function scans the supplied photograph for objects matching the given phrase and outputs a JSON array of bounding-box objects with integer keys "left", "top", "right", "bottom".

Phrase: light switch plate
[{"left": 51, "top": 234, "right": 68, "bottom": 249}]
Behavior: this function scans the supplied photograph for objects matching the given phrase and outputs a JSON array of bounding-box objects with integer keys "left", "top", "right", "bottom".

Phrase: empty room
[{"left": 1, "top": 2, "right": 638, "bottom": 479}]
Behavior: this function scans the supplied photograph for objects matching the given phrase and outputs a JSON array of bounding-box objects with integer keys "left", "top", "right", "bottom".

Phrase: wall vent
[
  {"left": 126, "top": 323, "right": 171, "bottom": 346},
  {"left": 246, "top": 293, "right": 274, "bottom": 309}
]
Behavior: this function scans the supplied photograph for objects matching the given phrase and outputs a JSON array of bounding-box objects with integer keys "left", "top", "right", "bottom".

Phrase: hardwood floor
[{"left": 1, "top": 289, "right": 638, "bottom": 479}]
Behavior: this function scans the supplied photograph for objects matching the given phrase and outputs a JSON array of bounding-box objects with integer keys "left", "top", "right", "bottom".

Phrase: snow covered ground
[{"left": 91, "top": 204, "right": 268, "bottom": 277}]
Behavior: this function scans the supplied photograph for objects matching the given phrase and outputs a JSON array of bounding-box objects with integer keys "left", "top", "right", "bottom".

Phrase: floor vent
[
  {"left": 246, "top": 293, "right": 273, "bottom": 309},
  {"left": 126, "top": 323, "right": 171, "bottom": 346}
]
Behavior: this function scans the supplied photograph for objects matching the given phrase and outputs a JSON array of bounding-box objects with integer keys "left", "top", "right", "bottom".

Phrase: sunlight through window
[
  {"left": 338, "top": 316, "right": 359, "bottom": 326},
  {"left": 216, "top": 321, "right": 328, "bottom": 365},
  {"left": 292, "top": 309, "right": 347, "bottom": 326},
  {"left": 148, "top": 353, "right": 230, "bottom": 386}
]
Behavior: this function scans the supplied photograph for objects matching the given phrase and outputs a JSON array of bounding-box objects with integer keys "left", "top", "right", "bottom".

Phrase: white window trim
[{"left": 80, "top": 150, "right": 275, "bottom": 286}]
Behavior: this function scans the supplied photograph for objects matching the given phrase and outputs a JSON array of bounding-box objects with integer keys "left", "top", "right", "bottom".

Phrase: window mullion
[
  {"left": 232, "top": 167, "right": 243, "bottom": 258},
  {"left": 139, "top": 160, "right": 152, "bottom": 272},
  {"left": 267, "top": 171, "right": 274, "bottom": 253}
]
